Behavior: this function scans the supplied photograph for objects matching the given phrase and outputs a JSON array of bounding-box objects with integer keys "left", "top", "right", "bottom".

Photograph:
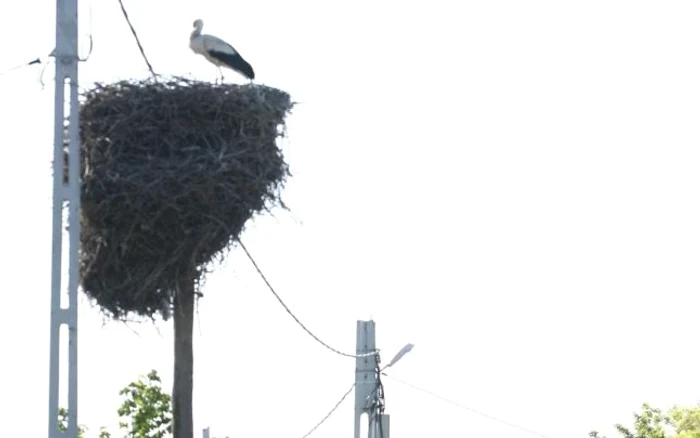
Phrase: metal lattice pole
[{"left": 48, "top": 0, "right": 80, "bottom": 436}]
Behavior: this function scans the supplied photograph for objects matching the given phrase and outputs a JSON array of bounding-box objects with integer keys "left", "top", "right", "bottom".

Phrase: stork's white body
[
  {"left": 189, "top": 34, "right": 234, "bottom": 69},
  {"left": 190, "top": 19, "right": 255, "bottom": 82}
]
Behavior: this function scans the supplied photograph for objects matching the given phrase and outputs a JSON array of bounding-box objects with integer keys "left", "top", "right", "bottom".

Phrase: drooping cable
[
  {"left": 301, "top": 383, "right": 355, "bottom": 438},
  {"left": 237, "top": 238, "right": 377, "bottom": 359}
]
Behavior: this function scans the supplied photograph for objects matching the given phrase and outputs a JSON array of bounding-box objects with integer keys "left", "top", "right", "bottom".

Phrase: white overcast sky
[{"left": 2, "top": 1, "right": 700, "bottom": 437}]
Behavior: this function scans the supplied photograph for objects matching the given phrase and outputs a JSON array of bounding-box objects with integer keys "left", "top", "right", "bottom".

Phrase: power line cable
[
  {"left": 0, "top": 57, "right": 42, "bottom": 77},
  {"left": 236, "top": 238, "right": 377, "bottom": 359},
  {"left": 301, "top": 383, "right": 355, "bottom": 438},
  {"left": 116, "top": 0, "right": 157, "bottom": 79},
  {"left": 78, "top": 1, "right": 95, "bottom": 62},
  {"left": 382, "top": 373, "right": 552, "bottom": 438},
  {"left": 0, "top": 53, "right": 57, "bottom": 90}
]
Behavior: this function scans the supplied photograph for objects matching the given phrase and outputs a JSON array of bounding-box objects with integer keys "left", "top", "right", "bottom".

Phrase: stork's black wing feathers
[{"left": 208, "top": 50, "right": 255, "bottom": 80}]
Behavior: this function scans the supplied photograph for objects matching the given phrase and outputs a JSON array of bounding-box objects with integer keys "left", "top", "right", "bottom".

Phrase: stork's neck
[{"left": 190, "top": 28, "right": 201, "bottom": 40}]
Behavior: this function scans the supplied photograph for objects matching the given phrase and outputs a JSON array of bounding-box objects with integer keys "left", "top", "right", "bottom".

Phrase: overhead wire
[
  {"left": 38, "top": 58, "right": 53, "bottom": 90},
  {"left": 0, "top": 9, "right": 92, "bottom": 82},
  {"left": 78, "top": 0, "right": 95, "bottom": 62},
  {"left": 301, "top": 383, "right": 356, "bottom": 438},
  {"left": 237, "top": 238, "right": 377, "bottom": 359},
  {"left": 0, "top": 58, "right": 42, "bottom": 77},
  {"left": 116, "top": 0, "right": 158, "bottom": 79},
  {"left": 382, "top": 373, "right": 552, "bottom": 438}
]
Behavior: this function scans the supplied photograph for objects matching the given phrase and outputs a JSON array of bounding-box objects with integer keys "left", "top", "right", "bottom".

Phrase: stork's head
[{"left": 192, "top": 19, "right": 204, "bottom": 31}]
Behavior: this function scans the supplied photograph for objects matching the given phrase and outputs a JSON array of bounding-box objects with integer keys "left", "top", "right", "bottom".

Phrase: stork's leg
[{"left": 216, "top": 67, "right": 225, "bottom": 84}]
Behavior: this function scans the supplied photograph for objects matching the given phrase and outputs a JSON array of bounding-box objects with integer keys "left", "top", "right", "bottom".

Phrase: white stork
[{"left": 189, "top": 18, "right": 255, "bottom": 83}]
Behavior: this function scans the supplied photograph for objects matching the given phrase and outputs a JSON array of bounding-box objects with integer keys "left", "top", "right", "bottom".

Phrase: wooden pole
[{"left": 172, "top": 277, "right": 195, "bottom": 438}]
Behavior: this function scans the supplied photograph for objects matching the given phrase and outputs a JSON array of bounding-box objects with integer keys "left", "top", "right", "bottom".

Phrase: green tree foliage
[
  {"left": 669, "top": 406, "right": 700, "bottom": 438},
  {"left": 117, "top": 369, "right": 173, "bottom": 438},
  {"left": 591, "top": 403, "right": 700, "bottom": 438},
  {"left": 57, "top": 370, "right": 171, "bottom": 438},
  {"left": 58, "top": 407, "right": 87, "bottom": 438}
]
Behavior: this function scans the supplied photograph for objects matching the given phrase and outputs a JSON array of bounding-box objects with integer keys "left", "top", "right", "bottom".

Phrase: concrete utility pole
[
  {"left": 354, "top": 321, "right": 390, "bottom": 438},
  {"left": 48, "top": 0, "right": 80, "bottom": 436}
]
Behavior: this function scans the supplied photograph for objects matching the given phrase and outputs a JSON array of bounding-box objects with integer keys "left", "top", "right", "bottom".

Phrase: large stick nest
[{"left": 76, "top": 77, "right": 293, "bottom": 319}]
